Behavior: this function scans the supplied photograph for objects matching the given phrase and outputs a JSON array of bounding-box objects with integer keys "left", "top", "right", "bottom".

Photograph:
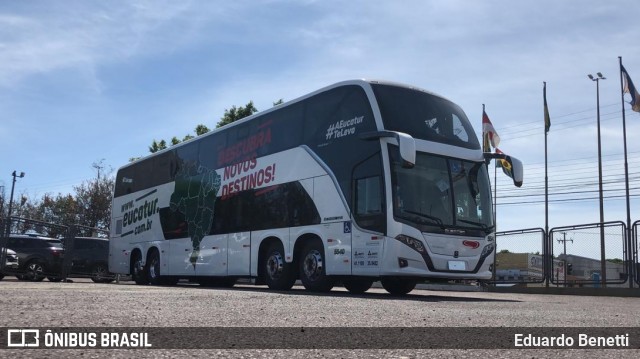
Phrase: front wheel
[
  {"left": 299, "top": 241, "right": 334, "bottom": 292},
  {"left": 381, "top": 277, "right": 417, "bottom": 296},
  {"left": 263, "top": 241, "right": 295, "bottom": 291},
  {"left": 343, "top": 278, "right": 374, "bottom": 294}
]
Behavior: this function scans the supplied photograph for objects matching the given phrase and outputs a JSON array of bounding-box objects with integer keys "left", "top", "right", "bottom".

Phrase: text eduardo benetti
[{"left": 514, "top": 333, "right": 629, "bottom": 348}]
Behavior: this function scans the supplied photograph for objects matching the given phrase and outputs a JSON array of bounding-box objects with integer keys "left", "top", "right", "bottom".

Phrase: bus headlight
[
  {"left": 395, "top": 235, "right": 426, "bottom": 254},
  {"left": 480, "top": 243, "right": 495, "bottom": 259}
]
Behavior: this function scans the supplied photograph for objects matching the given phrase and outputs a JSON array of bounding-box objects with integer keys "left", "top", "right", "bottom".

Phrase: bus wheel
[
  {"left": 147, "top": 250, "right": 165, "bottom": 285},
  {"left": 131, "top": 252, "right": 149, "bottom": 285},
  {"left": 264, "top": 241, "right": 295, "bottom": 291},
  {"left": 381, "top": 277, "right": 417, "bottom": 296},
  {"left": 343, "top": 278, "right": 374, "bottom": 294},
  {"left": 299, "top": 241, "right": 334, "bottom": 292}
]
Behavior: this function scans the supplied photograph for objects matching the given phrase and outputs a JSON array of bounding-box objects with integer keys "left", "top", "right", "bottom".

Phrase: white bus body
[{"left": 109, "top": 79, "right": 522, "bottom": 295}]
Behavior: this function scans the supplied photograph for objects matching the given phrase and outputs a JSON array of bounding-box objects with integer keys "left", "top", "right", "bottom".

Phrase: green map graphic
[{"left": 169, "top": 163, "right": 221, "bottom": 267}]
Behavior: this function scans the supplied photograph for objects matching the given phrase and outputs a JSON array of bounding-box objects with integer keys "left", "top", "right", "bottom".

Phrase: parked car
[
  {"left": 0, "top": 247, "right": 20, "bottom": 280},
  {"left": 5, "top": 234, "right": 65, "bottom": 281},
  {"left": 61, "top": 237, "right": 114, "bottom": 283}
]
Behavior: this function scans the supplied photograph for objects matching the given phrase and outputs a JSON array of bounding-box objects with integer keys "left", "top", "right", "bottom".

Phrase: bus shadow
[{"left": 188, "top": 283, "right": 522, "bottom": 303}]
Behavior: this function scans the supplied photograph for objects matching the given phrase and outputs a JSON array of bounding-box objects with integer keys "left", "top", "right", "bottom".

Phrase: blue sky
[{"left": 1, "top": 0, "right": 640, "bottom": 236}]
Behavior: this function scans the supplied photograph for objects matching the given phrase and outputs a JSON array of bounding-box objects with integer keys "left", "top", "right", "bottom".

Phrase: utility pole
[{"left": 557, "top": 231, "right": 573, "bottom": 285}]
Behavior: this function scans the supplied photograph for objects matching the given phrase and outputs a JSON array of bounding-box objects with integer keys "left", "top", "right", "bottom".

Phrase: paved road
[{"left": 1, "top": 277, "right": 639, "bottom": 358}]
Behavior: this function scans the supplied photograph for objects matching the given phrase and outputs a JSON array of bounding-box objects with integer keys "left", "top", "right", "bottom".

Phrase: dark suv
[
  {"left": 62, "top": 237, "right": 114, "bottom": 283},
  {"left": 5, "top": 234, "right": 65, "bottom": 281}
]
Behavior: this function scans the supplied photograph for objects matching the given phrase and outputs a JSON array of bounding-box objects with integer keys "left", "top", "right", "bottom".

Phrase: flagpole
[
  {"left": 544, "top": 82, "right": 549, "bottom": 288},
  {"left": 494, "top": 158, "right": 497, "bottom": 230},
  {"left": 619, "top": 56, "right": 633, "bottom": 289}
]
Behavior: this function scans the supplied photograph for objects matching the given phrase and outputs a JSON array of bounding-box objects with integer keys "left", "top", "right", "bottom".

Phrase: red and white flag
[{"left": 482, "top": 110, "right": 500, "bottom": 152}]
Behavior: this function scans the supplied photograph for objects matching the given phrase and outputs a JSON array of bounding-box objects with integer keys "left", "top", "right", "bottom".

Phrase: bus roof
[{"left": 119, "top": 79, "right": 450, "bottom": 170}]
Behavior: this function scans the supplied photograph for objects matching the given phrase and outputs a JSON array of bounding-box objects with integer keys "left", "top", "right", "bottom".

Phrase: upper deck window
[{"left": 372, "top": 84, "right": 480, "bottom": 150}]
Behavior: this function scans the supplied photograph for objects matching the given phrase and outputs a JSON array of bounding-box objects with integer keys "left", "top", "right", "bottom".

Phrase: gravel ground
[{"left": 1, "top": 277, "right": 639, "bottom": 358}]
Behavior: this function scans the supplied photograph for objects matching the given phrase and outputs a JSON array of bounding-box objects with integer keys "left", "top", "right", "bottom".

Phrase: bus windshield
[
  {"left": 372, "top": 84, "right": 480, "bottom": 150},
  {"left": 390, "top": 148, "right": 494, "bottom": 234}
]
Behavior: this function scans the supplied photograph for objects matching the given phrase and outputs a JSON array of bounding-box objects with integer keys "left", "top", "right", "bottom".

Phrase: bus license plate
[{"left": 448, "top": 261, "right": 466, "bottom": 271}]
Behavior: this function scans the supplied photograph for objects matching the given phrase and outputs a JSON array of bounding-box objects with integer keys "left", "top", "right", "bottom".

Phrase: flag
[
  {"left": 621, "top": 64, "right": 640, "bottom": 112},
  {"left": 482, "top": 110, "right": 500, "bottom": 152},
  {"left": 544, "top": 82, "right": 551, "bottom": 132},
  {"left": 495, "top": 148, "right": 513, "bottom": 179}
]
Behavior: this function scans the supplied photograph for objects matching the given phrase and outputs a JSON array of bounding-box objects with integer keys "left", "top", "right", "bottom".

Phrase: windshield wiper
[
  {"left": 457, "top": 219, "right": 494, "bottom": 233},
  {"left": 402, "top": 209, "right": 445, "bottom": 229}
]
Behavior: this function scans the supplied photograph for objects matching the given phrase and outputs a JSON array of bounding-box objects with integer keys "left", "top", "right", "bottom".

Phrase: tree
[
  {"left": 9, "top": 160, "right": 115, "bottom": 237},
  {"left": 74, "top": 171, "right": 114, "bottom": 233},
  {"left": 216, "top": 101, "right": 258, "bottom": 128},
  {"left": 147, "top": 125, "right": 211, "bottom": 154},
  {"left": 143, "top": 99, "right": 277, "bottom": 156}
]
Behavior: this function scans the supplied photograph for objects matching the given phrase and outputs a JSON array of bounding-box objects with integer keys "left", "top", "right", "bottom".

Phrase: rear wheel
[
  {"left": 343, "top": 278, "right": 374, "bottom": 294},
  {"left": 263, "top": 241, "right": 295, "bottom": 291},
  {"left": 131, "top": 252, "right": 149, "bottom": 285},
  {"left": 299, "top": 240, "right": 334, "bottom": 292},
  {"left": 381, "top": 277, "right": 417, "bottom": 296},
  {"left": 147, "top": 250, "right": 162, "bottom": 285}
]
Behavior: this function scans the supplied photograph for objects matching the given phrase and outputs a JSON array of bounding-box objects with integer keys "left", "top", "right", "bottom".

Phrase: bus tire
[
  {"left": 147, "top": 249, "right": 165, "bottom": 285},
  {"left": 264, "top": 241, "right": 295, "bottom": 291},
  {"left": 343, "top": 278, "right": 374, "bottom": 294},
  {"left": 381, "top": 277, "right": 417, "bottom": 296},
  {"left": 131, "top": 252, "right": 149, "bottom": 285},
  {"left": 299, "top": 240, "right": 334, "bottom": 292}
]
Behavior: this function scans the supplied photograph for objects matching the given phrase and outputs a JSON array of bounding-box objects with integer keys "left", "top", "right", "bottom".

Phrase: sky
[{"left": 1, "top": 0, "right": 640, "bottom": 250}]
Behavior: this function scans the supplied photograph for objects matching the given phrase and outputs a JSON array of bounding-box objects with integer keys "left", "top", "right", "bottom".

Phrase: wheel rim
[
  {"left": 133, "top": 258, "right": 144, "bottom": 277},
  {"left": 266, "top": 251, "right": 284, "bottom": 280},
  {"left": 93, "top": 265, "right": 108, "bottom": 280},
  {"left": 27, "top": 263, "right": 44, "bottom": 281},
  {"left": 302, "top": 250, "right": 323, "bottom": 282},
  {"left": 149, "top": 258, "right": 159, "bottom": 280}
]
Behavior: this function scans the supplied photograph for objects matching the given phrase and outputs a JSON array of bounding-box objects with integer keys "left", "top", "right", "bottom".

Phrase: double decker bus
[{"left": 109, "top": 80, "right": 522, "bottom": 295}]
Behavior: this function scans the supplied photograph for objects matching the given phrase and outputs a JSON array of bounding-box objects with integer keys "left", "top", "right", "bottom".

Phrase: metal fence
[
  {"left": 549, "top": 221, "right": 628, "bottom": 287},
  {"left": 493, "top": 221, "right": 637, "bottom": 289},
  {"left": 493, "top": 228, "right": 546, "bottom": 285}
]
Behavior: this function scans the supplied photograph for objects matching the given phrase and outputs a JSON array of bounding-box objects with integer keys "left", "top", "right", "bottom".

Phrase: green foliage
[
  {"left": 5, "top": 162, "right": 115, "bottom": 236},
  {"left": 216, "top": 101, "right": 258, "bottom": 128},
  {"left": 144, "top": 98, "right": 279, "bottom": 157}
]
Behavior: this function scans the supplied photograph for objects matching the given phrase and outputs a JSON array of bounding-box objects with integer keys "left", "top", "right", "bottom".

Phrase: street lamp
[
  {"left": 588, "top": 72, "right": 606, "bottom": 287},
  {"left": 1, "top": 171, "right": 25, "bottom": 271},
  {"left": 7, "top": 171, "right": 25, "bottom": 223}
]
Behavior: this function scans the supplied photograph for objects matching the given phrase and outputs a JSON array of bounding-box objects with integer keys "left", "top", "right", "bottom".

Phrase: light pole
[
  {"left": 1, "top": 171, "right": 25, "bottom": 271},
  {"left": 7, "top": 171, "right": 25, "bottom": 225},
  {"left": 588, "top": 73, "right": 606, "bottom": 287}
]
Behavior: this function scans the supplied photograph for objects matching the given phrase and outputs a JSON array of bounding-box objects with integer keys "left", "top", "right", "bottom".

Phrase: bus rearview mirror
[
  {"left": 484, "top": 152, "right": 523, "bottom": 187},
  {"left": 359, "top": 130, "right": 416, "bottom": 168}
]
